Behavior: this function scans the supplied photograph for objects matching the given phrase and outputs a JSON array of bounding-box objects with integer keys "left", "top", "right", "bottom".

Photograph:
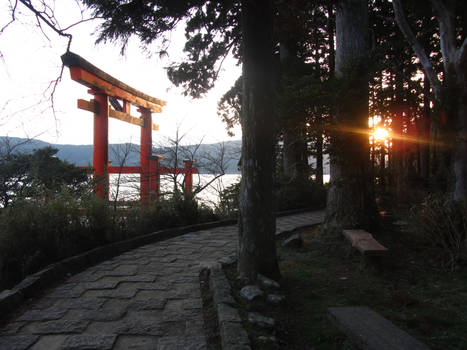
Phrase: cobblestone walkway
[{"left": 0, "top": 211, "right": 324, "bottom": 350}]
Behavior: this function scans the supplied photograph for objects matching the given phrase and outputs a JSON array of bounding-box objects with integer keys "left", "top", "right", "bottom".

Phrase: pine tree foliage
[{"left": 83, "top": 0, "right": 241, "bottom": 97}]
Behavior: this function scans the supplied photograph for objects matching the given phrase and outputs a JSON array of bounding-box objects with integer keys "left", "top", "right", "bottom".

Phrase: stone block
[
  {"left": 17, "top": 308, "right": 67, "bottom": 322},
  {"left": 217, "top": 303, "right": 241, "bottom": 324},
  {"left": 0, "top": 335, "right": 39, "bottom": 350},
  {"left": 239, "top": 285, "right": 263, "bottom": 302},
  {"left": 328, "top": 306, "right": 430, "bottom": 350},
  {"left": 28, "top": 319, "right": 89, "bottom": 334},
  {"left": 220, "top": 321, "right": 250, "bottom": 349},
  {"left": 61, "top": 335, "right": 117, "bottom": 350}
]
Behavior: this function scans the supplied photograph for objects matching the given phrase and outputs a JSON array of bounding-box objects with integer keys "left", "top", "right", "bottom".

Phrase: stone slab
[
  {"left": 61, "top": 334, "right": 117, "bottom": 350},
  {"left": 343, "top": 230, "right": 388, "bottom": 256},
  {"left": 328, "top": 306, "right": 430, "bottom": 350}
]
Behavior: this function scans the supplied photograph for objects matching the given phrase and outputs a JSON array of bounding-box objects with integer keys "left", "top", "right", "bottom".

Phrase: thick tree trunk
[
  {"left": 324, "top": 0, "right": 377, "bottom": 232},
  {"left": 237, "top": 0, "right": 280, "bottom": 283},
  {"left": 282, "top": 123, "right": 307, "bottom": 182}
]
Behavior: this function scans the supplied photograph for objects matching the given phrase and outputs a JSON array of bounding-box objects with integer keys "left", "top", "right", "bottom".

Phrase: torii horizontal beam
[
  {"left": 77, "top": 99, "right": 159, "bottom": 130},
  {"left": 62, "top": 51, "right": 166, "bottom": 112}
]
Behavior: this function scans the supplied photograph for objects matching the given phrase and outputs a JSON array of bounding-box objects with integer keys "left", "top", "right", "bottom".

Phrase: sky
[{"left": 0, "top": 0, "right": 242, "bottom": 146}]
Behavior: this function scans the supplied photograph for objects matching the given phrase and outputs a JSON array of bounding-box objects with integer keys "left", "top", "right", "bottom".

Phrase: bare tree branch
[
  {"left": 19, "top": 0, "right": 73, "bottom": 50},
  {"left": 0, "top": 0, "right": 18, "bottom": 33}
]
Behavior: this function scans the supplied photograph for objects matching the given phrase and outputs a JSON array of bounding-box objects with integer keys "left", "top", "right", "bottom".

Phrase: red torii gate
[{"left": 61, "top": 51, "right": 197, "bottom": 202}]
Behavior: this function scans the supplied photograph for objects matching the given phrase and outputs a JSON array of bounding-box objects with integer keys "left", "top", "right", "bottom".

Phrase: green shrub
[
  {"left": 411, "top": 194, "right": 467, "bottom": 271},
  {"left": 215, "top": 179, "right": 327, "bottom": 217},
  {"left": 276, "top": 180, "right": 327, "bottom": 211},
  {"left": 0, "top": 190, "right": 120, "bottom": 289},
  {"left": 0, "top": 189, "right": 218, "bottom": 290},
  {"left": 125, "top": 194, "right": 218, "bottom": 235},
  {"left": 216, "top": 182, "right": 240, "bottom": 218}
]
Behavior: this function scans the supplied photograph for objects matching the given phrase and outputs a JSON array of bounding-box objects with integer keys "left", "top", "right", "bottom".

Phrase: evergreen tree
[
  {"left": 324, "top": 0, "right": 378, "bottom": 231},
  {"left": 82, "top": 0, "right": 280, "bottom": 281},
  {"left": 0, "top": 146, "right": 89, "bottom": 207}
]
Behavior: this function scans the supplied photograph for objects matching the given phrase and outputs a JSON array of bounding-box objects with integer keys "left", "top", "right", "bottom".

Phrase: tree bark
[
  {"left": 419, "top": 72, "right": 431, "bottom": 182},
  {"left": 315, "top": 133, "right": 324, "bottom": 185},
  {"left": 324, "top": 0, "right": 377, "bottom": 232},
  {"left": 280, "top": 36, "right": 308, "bottom": 184},
  {"left": 238, "top": 0, "right": 280, "bottom": 282}
]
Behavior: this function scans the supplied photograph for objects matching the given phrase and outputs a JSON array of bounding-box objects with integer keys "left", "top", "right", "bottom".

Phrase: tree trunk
[
  {"left": 324, "top": 0, "right": 377, "bottom": 232},
  {"left": 419, "top": 72, "right": 431, "bottom": 183},
  {"left": 237, "top": 0, "right": 280, "bottom": 283},
  {"left": 452, "top": 61, "right": 467, "bottom": 200},
  {"left": 282, "top": 123, "right": 307, "bottom": 182},
  {"left": 315, "top": 133, "right": 324, "bottom": 185},
  {"left": 393, "top": 69, "right": 408, "bottom": 201},
  {"left": 280, "top": 37, "right": 308, "bottom": 184}
]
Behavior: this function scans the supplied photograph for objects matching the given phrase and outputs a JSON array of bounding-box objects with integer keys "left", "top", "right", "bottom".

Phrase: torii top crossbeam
[{"left": 61, "top": 51, "right": 167, "bottom": 202}]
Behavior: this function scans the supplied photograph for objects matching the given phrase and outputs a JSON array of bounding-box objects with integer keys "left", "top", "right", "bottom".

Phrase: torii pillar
[
  {"left": 92, "top": 91, "right": 109, "bottom": 198},
  {"left": 140, "top": 107, "right": 152, "bottom": 203}
]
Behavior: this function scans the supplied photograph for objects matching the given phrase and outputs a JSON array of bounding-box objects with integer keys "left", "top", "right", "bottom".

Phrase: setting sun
[{"left": 373, "top": 127, "right": 390, "bottom": 141}]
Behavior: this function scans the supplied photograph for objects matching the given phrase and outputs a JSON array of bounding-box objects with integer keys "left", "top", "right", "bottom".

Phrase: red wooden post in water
[
  {"left": 149, "top": 155, "right": 163, "bottom": 200},
  {"left": 184, "top": 160, "right": 194, "bottom": 194},
  {"left": 92, "top": 92, "right": 109, "bottom": 199},
  {"left": 139, "top": 108, "right": 152, "bottom": 203}
]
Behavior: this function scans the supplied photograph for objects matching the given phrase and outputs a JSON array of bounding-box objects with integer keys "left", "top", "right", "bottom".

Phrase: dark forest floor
[{"left": 223, "top": 219, "right": 467, "bottom": 350}]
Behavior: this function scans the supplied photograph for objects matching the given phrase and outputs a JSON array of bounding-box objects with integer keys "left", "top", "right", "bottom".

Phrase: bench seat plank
[
  {"left": 343, "top": 229, "right": 388, "bottom": 256},
  {"left": 328, "top": 306, "right": 430, "bottom": 350}
]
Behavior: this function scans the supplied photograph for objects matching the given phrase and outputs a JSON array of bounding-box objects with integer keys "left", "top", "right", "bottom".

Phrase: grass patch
[{"left": 225, "top": 222, "right": 467, "bottom": 349}]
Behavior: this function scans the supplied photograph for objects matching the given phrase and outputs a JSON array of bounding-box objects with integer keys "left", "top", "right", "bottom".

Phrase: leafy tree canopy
[{"left": 82, "top": 0, "right": 241, "bottom": 98}]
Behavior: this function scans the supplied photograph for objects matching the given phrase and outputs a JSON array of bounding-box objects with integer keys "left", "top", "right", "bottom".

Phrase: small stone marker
[
  {"left": 328, "top": 306, "right": 430, "bottom": 350},
  {"left": 248, "top": 312, "right": 275, "bottom": 329},
  {"left": 282, "top": 233, "right": 302, "bottom": 248},
  {"left": 257, "top": 274, "right": 280, "bottom": 290},
  {"left": 240, "top": 285, "right": 263, "bottom": 302},
  {"left": 266, "top": 294, "right": 285, "bottom": 305},
  {"left": 257, "top": 335, "right": 278, "bottom": 348}
]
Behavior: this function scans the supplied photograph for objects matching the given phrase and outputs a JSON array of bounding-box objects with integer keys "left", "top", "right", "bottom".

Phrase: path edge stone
[{"left": 206, "top": 263, "right": 251, "bottom": 350}]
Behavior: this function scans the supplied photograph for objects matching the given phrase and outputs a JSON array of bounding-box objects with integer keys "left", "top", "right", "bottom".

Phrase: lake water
[
  {"left": 109, "top": 173, "right": 241, "bottom": 206},
  {"left": 110, "top": 173, "right": 329, "bottom": 207}
]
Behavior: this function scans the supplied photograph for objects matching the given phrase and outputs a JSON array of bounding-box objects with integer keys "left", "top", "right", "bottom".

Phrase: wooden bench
[
  {"left": 328, "top": 306, "right": 430, "bottom": 350},
  {"left": 343, "top": 229, "right": 388, "bottom": 257}
]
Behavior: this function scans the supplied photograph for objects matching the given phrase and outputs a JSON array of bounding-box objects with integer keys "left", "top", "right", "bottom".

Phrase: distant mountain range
[
  {"left": 0, "top": 137, "right": 329, "bottom": 175},
  {"left": 0, "top": 137, "right": 242, "bottom": 174}
]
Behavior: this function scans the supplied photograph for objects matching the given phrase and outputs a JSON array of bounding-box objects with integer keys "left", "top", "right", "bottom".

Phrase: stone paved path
[{"left": 0, "top": 211, "right": 324, "bottom": 350}]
